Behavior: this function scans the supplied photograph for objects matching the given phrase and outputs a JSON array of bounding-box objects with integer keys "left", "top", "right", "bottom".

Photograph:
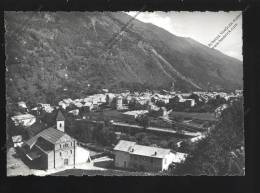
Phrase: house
[
  {"left": 122, "top": 110, "right": 148, "bottom": 122},
  {"left": 11, "top": 114, "right": 36, "bottom": 127},
  {"left": 168, "top": 95, "right": 196, "bottom": 109},
  {"left": 113, "top": 140, "right": 187, "bottom": 172},
  {"left": 9, "top": 117, "right": 46, "bottom": 144},
  {"left": 12, "top": 135, "right": 23, "bottom": 147},
  {"left": 115, "top": 96, "right": 123, "bottom": 110},
  {"left": 18, "top": 101, "right": 27, "bottom": 109},
  {"left": 21, "top": 111, "right": 90, "bottom": 170}
]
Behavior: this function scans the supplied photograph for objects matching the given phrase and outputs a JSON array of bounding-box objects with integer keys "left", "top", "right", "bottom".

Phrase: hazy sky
[{"left": 126, "top": 11, "right": 242, "bottom": 61}]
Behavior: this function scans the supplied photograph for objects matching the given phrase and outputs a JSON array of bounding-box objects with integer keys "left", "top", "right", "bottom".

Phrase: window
[
  {"left": 60, "top": 123, "right": 62, "bottom": 127},
  {"left": 70, "top": 150, "right": 73, "bottom": 154},
  {"left": 60, "top": 152, "right": 62, "bottom": 156},
  {"left": 60, "top": 144, "right": 62, "bottom": 149},
  {"left": 64, "top": 159, "right": 68, "bottom": 165}
]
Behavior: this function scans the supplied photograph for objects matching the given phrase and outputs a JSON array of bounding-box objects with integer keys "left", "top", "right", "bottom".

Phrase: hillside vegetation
[
  {"left": 170, "top": 98, "right": 244, "bottom": 175},
  {"left": 5, "top": 12, "right": 243, "bottom": 106}
]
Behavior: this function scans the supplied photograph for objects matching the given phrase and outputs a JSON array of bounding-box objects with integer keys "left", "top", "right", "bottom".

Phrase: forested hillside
[{"left": 5, "top": 12, "right": 243, "bottom": 106}]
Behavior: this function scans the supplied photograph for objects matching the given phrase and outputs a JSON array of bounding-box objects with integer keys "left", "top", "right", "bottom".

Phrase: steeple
[{"left": 56, "top": 110, "right": 65, "bottom": 132}]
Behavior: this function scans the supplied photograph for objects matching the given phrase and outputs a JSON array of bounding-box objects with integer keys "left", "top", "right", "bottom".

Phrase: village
[{"left": 6, "top": 89, "right": 243, "bottom": 176}]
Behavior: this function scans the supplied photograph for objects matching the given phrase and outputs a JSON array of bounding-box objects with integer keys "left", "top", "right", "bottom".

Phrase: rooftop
[
  {"left": 113, "top": 140, "right": 136, "bottom": 152},
  {"left": 56, "top": 111, "right": 65, "bottom": 121},
  {"left": 25, "top": 127, "right": 66, "bottom": 147},
  {"left": 114, "top": 140, "right": 172, "bottom": 159},
  {"left": 130, "top": 144, "right": 171, "bottom": 159},
  {"left": 11, "top": 114, "right": 35, "bottom": 120},
  {"left": 123, "top": 110, "right": 148, "bottom": 116},
  {"left": 111, "top": 122, "right": 143, "bottom": 129}
]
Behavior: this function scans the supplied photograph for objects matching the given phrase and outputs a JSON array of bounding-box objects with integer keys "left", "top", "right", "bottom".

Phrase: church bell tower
[{"left": 56, "top": 110, "right": 65, "bottom": 132}]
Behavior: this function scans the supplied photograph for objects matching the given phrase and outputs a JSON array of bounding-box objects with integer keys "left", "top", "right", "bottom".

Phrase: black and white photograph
[{"left": 4, "top": 11, "right": 244, "bottom": 176}]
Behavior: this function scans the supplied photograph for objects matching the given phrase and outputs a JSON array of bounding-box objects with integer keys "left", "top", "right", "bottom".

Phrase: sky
[{"left": 126, "top": 11, "right": 242, "bottom": 61}]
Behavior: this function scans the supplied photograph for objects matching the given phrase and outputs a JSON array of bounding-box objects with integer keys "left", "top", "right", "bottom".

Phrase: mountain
[{"left": 5, "top": 11, "right": 243, "bottom": 104}]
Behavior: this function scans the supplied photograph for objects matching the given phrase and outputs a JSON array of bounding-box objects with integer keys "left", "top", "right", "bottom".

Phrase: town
[{"left": 6, "top": 88, "right": 243, "bottom": 176}]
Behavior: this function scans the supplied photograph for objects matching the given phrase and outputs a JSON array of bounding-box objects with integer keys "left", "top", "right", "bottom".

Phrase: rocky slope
[{"left": 5, "top": 11, "right": 243, "bottom": 104}]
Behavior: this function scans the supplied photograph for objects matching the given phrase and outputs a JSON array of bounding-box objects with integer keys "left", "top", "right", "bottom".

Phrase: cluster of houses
[
  {"left": 8, "top": 89, "right": 242, "bottom": 174},
  {"left": 14, "top": 89, "right": 240, "bottom": 120},
  {"left": 10, "top": 110, "right": 187, "bottom": 172},
  {"left": 31, "top": 104, "right": 55, "bottom": 114},
  {"left": 192, "top": 90, "right": 242, "bottom": 103}
]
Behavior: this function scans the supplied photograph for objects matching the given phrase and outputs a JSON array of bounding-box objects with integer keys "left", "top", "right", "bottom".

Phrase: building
[
  {"left": 122, "top": 110, "right": 148, "bottom": 122},
  {"left": 147, "top": 100, "right": 159, "bottom": 112},
  {"left": 9, "top": 118, "right": 46, "bottom": 144},
  {"left": 21, "top": 111, "right": 90, "bottom": 170},
  {"left": 158, "top": 107, "right": 168, "bottom": 117},
  {"left": 116, "top": 96, "right": 123, "bottom": 110},
  {"left": 56, "top": 110, "right": 65, "bottom": 132},
  {"left": 168, "top": 95, "right": 196, "bottom": 109},
  {"left": 113, "top": 140, "right": 187, "bottom": 172},
  {"left": 11, "top": 114, "right": 36, "bottom": 127},
  {"left": 106, "top": 93, "right": 115, "bottom": 106}
]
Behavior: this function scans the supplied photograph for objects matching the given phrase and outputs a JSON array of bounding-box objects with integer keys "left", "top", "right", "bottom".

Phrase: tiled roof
[
  {"left": 56, "top": 110, "right": 65, "bottom": 121},
  {"left": 130, "top": 144, "right": 171, "bottom": 159},
  {"left": 24, "top": 120, "right": 46, "bottom": 137},
  {"left": 26, "top": 148, "right": 42, "bottom": 160},
  {"left": 25, "top": 127, "right": 65, "bottom": 147},
  {"left": 113, "top": 140, "right": 171, "bottom": 159},
  {"left": 113, "top": 140, "right": 136, "bottom": 152},
  {"left": 34, "top": 137, "right": 53, "bottom": 153}
]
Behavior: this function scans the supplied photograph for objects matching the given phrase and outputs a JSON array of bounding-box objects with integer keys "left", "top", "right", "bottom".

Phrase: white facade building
[{"left": 114, "top": 140, "right": 187, "bottom": 172}]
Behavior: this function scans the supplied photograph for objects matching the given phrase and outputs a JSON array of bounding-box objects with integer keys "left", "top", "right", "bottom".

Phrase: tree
[
  {"left": 171, "top": 97, "right": 244, "bottom": 176},
  {"left": 178, "top": 140, "right": 196, "bottom": 153},
  {"left": 167, "top": 138, "right": 179, "bottom": 151},
  {"left": 136, "top": 114, "right": 149, "bottom": 129},
  {"left": 159, "top": 140, "right": 168, "bottom": 148},
  {"left": 140, "top": 136, "right": 151, "bottom": 146},
  {"left": 128, "top": 100, "right": 137, "bottom": 110},
  {"left": 135, "top": 132, "right": 147, "bottom": 143}
]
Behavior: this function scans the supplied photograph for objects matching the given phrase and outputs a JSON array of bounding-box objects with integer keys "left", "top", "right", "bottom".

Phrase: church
[{"left": 21, "top": 111, "right": 89, "bottom": 170}]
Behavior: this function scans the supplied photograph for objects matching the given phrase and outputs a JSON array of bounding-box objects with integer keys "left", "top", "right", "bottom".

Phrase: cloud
[{"left": 126, "top": 11, "right": 242, "bottom": 61}]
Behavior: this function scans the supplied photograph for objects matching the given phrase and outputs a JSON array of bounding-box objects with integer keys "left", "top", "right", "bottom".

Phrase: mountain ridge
[{"left": 5, "top": 11, "right": 243, "bottom": 104}]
